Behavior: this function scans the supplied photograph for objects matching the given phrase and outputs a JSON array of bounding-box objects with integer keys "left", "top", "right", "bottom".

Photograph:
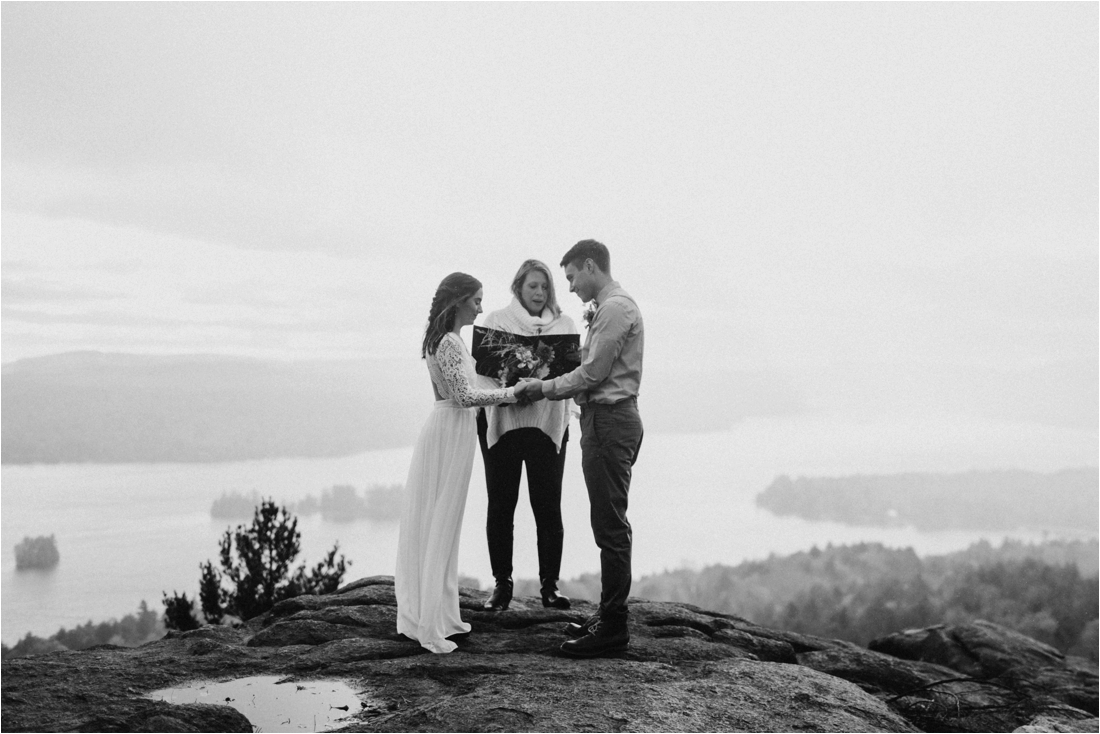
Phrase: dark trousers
[
  {"left": 477, "top": 410, "right": 568, "bottom": 585},
  {"left": 579, "top": 398, "right": 643, "bottom": 620}
]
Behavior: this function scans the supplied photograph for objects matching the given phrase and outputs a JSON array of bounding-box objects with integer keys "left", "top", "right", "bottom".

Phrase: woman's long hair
[
  {"left": 422, "top": 272, "right": 482, "bottom": 358},
  {"left": 510, "top": 259, "right": 561, "bottom": 318}
]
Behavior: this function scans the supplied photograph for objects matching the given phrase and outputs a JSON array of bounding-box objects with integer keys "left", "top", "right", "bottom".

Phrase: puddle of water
[{"left": 147, "top": 675, "right": 362, "bottom": 732}]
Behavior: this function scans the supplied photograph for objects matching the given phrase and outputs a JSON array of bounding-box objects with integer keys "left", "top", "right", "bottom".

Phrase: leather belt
[{"left": 581, "top": 396, "right": 638, "bottom": 411}]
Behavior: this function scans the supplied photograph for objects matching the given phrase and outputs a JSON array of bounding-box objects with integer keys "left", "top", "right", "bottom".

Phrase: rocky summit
[{"left": 2, "top": 577, "right": 1096, "bottom": 732}]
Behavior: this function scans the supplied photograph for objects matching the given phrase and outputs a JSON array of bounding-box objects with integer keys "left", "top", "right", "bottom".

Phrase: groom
[{"left": 518, "top": 239, "right": 644, "bottom": 658}]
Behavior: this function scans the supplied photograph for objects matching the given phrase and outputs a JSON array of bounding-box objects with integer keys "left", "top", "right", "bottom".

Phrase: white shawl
[{"left": 480, "top": 298, "right": 579, "bottom": 451}]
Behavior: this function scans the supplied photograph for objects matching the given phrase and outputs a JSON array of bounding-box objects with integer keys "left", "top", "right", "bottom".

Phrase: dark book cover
[{"left": 472, "top": 327, "right": 581, "bottom": 387}]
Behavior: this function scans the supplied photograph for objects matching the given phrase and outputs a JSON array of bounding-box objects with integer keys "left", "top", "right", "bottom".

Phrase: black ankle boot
[
  {"left": 540, "top": 579, "right": 571, "bottom": 609},
  {"left": 483, "top": 577, "right": 512, "bottom": 611}
]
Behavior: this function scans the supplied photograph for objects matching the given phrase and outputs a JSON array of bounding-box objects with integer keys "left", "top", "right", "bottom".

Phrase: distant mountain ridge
[
  {"left": 1, "top": 351, "right": 430, "bottom": 464},
  {"left": 3, "top": 350, "right": 1095, "bottom": 464},
  {"left": 1, "top": 350, "right": 810, "bottom": 464}
]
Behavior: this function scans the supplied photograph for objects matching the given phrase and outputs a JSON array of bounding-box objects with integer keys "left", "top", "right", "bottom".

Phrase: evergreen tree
[{"left": 196, "top": 499, "right": 348, "bottom": 623}]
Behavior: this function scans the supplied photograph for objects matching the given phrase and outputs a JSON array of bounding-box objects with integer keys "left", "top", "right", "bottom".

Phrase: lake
[{"left": 3, "top": 410, "right": 1096, "bottom": 645}]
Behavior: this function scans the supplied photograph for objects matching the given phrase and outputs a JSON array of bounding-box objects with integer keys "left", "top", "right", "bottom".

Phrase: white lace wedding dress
[{"left": 395, "top": 332, "right": 516, "bottom": 653}]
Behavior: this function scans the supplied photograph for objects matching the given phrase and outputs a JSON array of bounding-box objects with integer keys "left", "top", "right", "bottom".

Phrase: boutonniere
[{"left": 582, "top": 302, "right": 597, "bottom": 330}]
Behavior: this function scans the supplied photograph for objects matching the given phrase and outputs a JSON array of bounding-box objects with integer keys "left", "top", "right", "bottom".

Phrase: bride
[{"left": 395, "top": 272, "right": 535, "bottom": 653}]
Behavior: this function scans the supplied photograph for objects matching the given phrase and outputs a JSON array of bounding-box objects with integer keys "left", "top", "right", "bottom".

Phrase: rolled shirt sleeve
[{"left": 543, "top": 287, "right": 643, "bottom": 404}]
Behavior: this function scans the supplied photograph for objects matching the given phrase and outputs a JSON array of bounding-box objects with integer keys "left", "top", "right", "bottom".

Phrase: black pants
[
  {"left": 579, "top": 398, "right": 643, "bottom": 619},
  {"left": 477, "top": 410, "right": 568, "bottom": 585}
]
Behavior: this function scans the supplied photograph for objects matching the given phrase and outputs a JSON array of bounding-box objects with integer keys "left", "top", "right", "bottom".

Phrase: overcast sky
[{"left": 2, "top": 3, "right": 1097, "bottom": 384}]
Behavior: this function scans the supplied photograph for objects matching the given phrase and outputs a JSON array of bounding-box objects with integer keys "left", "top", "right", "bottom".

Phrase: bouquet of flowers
[{"left": 472, "top": 327, "right": 581, "bottom": 388}]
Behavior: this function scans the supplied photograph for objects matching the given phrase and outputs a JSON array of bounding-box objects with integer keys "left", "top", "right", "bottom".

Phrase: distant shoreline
[
  {"left": 755, "top": 467, "right": 1100, "bottom": 534},
  {"left": 8, "top": 537, "right": 1097, "bottom": 660}
]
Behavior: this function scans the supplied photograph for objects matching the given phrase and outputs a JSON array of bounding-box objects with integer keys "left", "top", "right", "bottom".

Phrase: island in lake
[
  {"left": 755, "top": 467, "right": 1099, "bottom": 532},
  {"left": 15, "top": 535, "right": 60, "bottom": 571},
  {"left": 211, "top": 484, "right": 403, "bottom": 522}
]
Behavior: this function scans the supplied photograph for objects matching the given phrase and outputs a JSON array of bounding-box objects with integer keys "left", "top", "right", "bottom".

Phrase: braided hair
[{"left": 422, "top": 272, "right": 483, "bottom": 358}]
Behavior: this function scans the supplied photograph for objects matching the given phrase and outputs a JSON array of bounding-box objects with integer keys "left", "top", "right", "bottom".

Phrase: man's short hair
[{"left": 560, "top": 239, "right": 611, "bottom": 274}]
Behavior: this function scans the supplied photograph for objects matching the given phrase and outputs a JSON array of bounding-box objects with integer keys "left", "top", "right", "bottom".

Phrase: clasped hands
[{"left": 513, "top": 378, "right": 546, "bottom": 405}]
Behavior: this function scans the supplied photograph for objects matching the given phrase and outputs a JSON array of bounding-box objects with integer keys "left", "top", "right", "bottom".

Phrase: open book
[{"left": 472, "top": 327, "right": 581, "bottom": 387}]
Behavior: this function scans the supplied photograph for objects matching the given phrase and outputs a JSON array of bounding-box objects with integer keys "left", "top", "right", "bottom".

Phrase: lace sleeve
[{"left": 436, "top": 335, "right": 516, "bottom": 408}]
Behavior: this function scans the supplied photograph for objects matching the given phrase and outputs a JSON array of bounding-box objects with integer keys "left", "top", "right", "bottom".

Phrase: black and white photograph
[{"left": 2, "top": 2, "right": 1097, "bottom": 732}]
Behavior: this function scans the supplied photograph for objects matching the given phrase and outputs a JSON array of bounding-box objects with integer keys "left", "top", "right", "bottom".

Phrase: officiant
[{"left": 476, "top": 259, "right": 579, "bottom": 612}]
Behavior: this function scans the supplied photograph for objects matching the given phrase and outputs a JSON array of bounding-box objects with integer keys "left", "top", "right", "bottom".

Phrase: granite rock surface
[{"left": 2, "top": 577, "right": 1095, "bottom": 732}]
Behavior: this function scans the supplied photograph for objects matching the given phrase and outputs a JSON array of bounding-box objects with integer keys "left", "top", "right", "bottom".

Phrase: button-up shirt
[{"left": 543, "top": 281, "right": 644, "bottom": 406}]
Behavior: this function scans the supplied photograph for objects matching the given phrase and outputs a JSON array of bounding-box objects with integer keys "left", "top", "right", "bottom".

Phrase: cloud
[
  {"left": 1, "top": 307, "right": 180, "bottom": 328},
  {"left": 7, "top": 3, "right": 1093, "bottom": 264},
  {"left": 1, "top": 278, "right": 117, "bottom": 305},
  {"left": 0, "top": 305, "right": 365, "bottom": 334},
  {"left": 1, "top": 3, "right": 1095, "bottom": 384},
  {"left": 0, "top": 211, "right": 437, "bottom": 362}
]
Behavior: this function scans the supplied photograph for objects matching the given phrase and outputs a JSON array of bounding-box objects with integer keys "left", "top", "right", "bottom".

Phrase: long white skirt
[{"left": 395, "top": 399, "right": 476, "bottom": 654}]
